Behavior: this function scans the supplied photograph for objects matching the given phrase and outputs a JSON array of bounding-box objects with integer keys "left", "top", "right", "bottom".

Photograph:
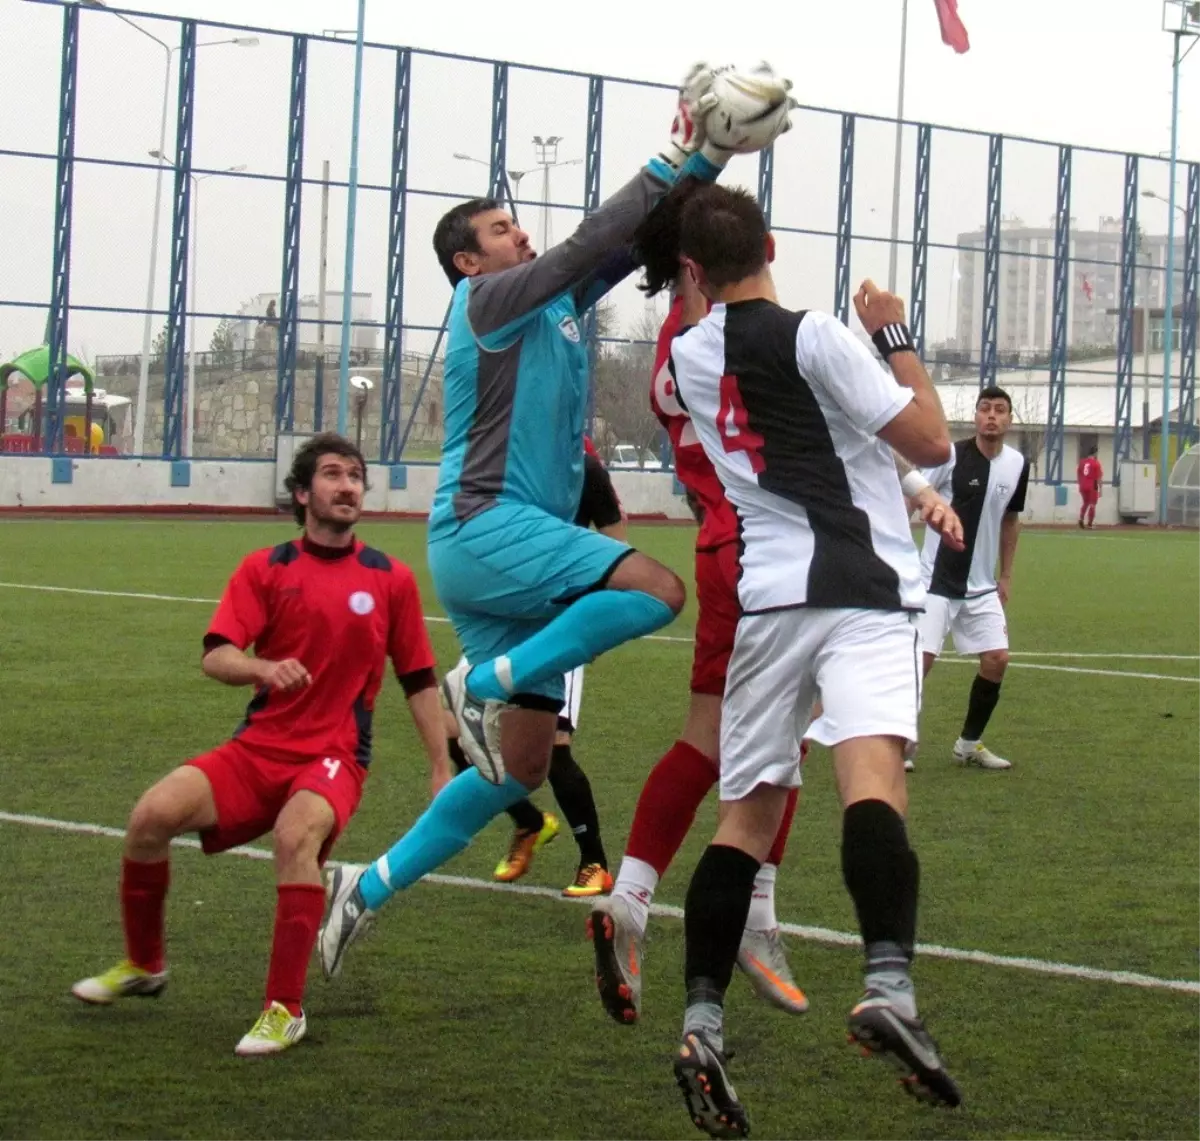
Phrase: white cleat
[
  {"left": 442, "top": 658, "right": 508, "bottom": 784},
  {"left": 71, "top": 960, "right": 168, "bottom": 1005},
  {"left": 319, "top": 864, "right": 377, "bottom": 979},
  {"left": 234, "top": 1001, "right": 307, "bottom": 1056},
  {"left": 953, "top": 738, "right": 1012, "bottom": 770},
  {"left": 737, "top": 927, "right": 809, "bottom": 1014}
]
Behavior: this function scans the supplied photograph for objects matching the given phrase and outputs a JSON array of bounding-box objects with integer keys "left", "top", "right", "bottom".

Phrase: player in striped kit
[{"left": 910, "top": 386, "right": 1029, "bottom": 771}]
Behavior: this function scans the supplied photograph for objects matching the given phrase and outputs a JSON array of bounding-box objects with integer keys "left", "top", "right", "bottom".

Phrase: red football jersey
[
  {"left": 1077, "top": 456, "right": 1102, "bottom": 492},
  {"left": 649, "top": 295, "right": 738, "bottom": 549},
  {"left": 205, "top": 538, "right": 435, "bottom": 766}
]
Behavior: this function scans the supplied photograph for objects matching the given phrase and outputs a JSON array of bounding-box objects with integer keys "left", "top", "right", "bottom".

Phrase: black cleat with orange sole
[
  {"left": 674, "top": 1030, "right": 749, "bottom": 1139},
  {"left": 847, "top": 991, "right": 962, "bottom": 1108}
]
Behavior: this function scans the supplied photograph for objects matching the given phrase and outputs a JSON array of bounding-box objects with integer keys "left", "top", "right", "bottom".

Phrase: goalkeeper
[{"left": 319, "top": 63, "right": 797, "bottom": 978}]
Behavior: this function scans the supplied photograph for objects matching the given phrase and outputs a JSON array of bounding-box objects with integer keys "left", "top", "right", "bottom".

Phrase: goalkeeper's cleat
[
  {"left": 233, "top": 1001, "right": 307, "bottom": 1056},
  {"left": 319, "top": 864, "right": 376, "bottom": 979},
  {"left": 71, "top": 959, "right": 168, "bottom": 1005},
  {"left": 952, "top": 738, "right": 1012, "bottom": 770},
  {"left": 847, "top": 989, "right": 962, "bottom": 1108},
  {"left": 736, "top": 926, "right": 809, "bottom": 1014},
  {"left": 674, "top": 1029, "right": 749, "bottom": 1139},
  {"left": 587, "top": 894, "right": 643, "bottom": 1025},
  {"left": 564, "top": 862, "right": 613, "bottom": 898},
  {"left": 442, "top": 658, "right": 508, "bottom": 784},
  {"left": 493, "top": 813, "right": 560, "bottom": 883}
]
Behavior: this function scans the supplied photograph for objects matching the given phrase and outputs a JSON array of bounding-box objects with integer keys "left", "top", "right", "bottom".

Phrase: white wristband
[{"left": 901, "top": 470, "right": 931, "bottom": 497}]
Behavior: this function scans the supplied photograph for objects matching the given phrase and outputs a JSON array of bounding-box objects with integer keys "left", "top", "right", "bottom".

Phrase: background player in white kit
[
  {"left": 662, "top": 183, "right": 965, "bottom": 1136},
  {"left": 908, "top": 385, "right": 1029, "bottom": 772}
]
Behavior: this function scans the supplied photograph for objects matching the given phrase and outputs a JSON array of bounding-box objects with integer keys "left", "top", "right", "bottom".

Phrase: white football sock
[
  {"left": 612, "top": 856, "right": 659, "bottom": 937},
  {"left": 745, "top": 862, "right": 778, "bottom": 932}
]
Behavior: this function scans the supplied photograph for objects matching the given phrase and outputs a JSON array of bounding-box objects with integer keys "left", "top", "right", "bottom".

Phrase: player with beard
[{"left": 70, "top": 433, "right": 450, "bottom": 1056}]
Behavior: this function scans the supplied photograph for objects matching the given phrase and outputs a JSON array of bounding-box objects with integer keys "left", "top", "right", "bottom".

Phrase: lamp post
[
  {"left": 532, "top": 135, "right": 582, "bottom": 252},
  {"left": 83, "top": 2, "right": 256, "bottom": 455},
  {"left": 1157, "top": 0, "right": 1199, "bottom": 521}
]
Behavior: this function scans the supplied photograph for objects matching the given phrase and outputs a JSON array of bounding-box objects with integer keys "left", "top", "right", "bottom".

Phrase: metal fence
[{"left": 1, "top": 0, "right": 1198, "bottom": 484}]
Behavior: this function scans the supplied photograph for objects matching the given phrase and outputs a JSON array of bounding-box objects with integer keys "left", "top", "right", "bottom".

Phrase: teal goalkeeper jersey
[{"left": 428, "top": 166, "right": 676, "bottom": 538}]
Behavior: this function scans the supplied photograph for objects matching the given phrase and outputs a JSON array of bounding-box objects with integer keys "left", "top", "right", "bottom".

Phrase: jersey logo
[
  {"left": 994, "top": 482, "right": 1011, "bottom": 500},
  {"left": 558, "top": 315, "right": 581, "bottom": 343},
  {"left": 968, "top": 478, "right": 981, "bottom": 487},
  {"left": 348, "top": 591, "right": 376, "bottom": 616}
]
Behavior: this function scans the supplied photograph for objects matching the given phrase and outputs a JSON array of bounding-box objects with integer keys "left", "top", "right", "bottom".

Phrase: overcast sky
[{"left": 1, "top": 0, "right": 1197, "bottom": 364}]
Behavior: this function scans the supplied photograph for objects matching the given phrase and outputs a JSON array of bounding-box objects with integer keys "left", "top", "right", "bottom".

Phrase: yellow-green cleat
[
  {"left": 234, "top": 1001, "right": 307, "bottom": 1056},
  {"left": 71, "top": 960, "right": 168, "bottom": 1005},
  {"left": 493, "top": 813, "right": 561, "bottom": 883}
]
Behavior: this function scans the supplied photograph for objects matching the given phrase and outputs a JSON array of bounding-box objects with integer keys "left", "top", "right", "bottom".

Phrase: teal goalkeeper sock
[
  {"left": 467, "top": 590, "right": 676, "bottom": 701},
  {"left": 358, "top": 769, "right": 531, "bottom": 910}
]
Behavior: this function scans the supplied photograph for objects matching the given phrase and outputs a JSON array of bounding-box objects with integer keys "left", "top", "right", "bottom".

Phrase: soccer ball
[{"left": 703, "top": 63, "right": 796, "bottom": 155}]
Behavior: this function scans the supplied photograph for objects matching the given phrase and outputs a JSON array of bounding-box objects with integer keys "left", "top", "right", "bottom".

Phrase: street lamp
[
  {"left": 1142, "top": 188, "right": 1188, "bottom": 217},
  {"left": 84, "top": 0, "right": 257, "bottom": 455},
  {"left": 150, "top": 152, "right": 247, "bottom": 458},
  {"left": 531, "top": 135, "right": 582, "bottom": 252},
  {"left": 1156, "top": 0, "right": 1199, "bottom": 521}
]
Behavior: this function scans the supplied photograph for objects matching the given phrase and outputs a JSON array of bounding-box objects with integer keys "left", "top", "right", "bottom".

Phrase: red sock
[
  {"left": 766, "top": 787, "right": 800, "bottom": 867},
  {"left": 121, "top": 857, "right": 169, "bottom": 973},
  {"left": 265, "top": 883, "right": 326, "bottom": 1017},
  {"left": 626, "top": 740, "right": 717, "bottom": 877}
]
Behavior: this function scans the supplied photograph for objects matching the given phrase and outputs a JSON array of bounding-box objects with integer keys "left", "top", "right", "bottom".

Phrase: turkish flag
[{"left": 933, "top": 0, "right": 971, "bottom": 53}]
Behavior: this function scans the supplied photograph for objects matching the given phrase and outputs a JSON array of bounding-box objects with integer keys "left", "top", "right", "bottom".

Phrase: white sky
[{"left": 1, "top": 0, "right": 1198, "bottom": 362}]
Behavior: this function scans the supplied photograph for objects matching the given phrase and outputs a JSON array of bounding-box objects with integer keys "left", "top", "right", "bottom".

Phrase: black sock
[
  {"left": 684, "top": 844, "right": 761, "bottom": 1004},
  {"left": 961, "top": 674, "right": 1002, "bottom": 741},
  {"left": 841, "top": 799, "right": 920, "bottom": 959},
  {"left": 548, "top": 743, "right": 606, "bottom": 867},
  {"left": 449, "top": 738, "right": 543, "bottom": 833}
]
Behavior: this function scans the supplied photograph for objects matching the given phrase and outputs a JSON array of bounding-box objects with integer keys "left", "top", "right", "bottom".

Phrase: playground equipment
[{"left": 0, "top": 345, "right": 128, "bottom": 454}]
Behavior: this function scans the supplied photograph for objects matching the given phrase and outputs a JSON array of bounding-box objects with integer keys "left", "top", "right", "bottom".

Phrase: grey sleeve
[{"left": 467, "top": 166, "right": 672, "bottom": 348}]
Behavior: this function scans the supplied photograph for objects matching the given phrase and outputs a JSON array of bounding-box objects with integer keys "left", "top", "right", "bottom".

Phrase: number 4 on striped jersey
[{"left": 717, "top": 373, "right": 765, "bottom": 473}]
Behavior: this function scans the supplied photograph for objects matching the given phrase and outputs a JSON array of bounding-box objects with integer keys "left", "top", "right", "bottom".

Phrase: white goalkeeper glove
[{"left": 657, "top": 62, "right": 722, "bottom": 172}]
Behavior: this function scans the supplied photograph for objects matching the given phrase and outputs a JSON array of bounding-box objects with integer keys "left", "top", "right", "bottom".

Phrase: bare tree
[
  {"left": 591, "top": 304, "right": 667, "bottom": 464},
  {"left": 1009, "top": 377, "right": 1045, "bottom": 479}
]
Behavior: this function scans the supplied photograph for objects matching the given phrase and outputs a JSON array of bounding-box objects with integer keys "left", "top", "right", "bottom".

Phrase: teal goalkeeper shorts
[{"left": 427, "top": 501, "right": 631, "bottom": 703}]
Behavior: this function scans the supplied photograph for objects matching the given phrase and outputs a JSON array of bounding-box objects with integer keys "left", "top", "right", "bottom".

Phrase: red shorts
[
  {"left": 1079, "top": 487, "right": 1099, "bottom": 506},
  {"left": 187, "top": 739, "right": 366, "bottom": 860},
  {"left": 691, "top": 542, "right": 741, "bottom": 696}
]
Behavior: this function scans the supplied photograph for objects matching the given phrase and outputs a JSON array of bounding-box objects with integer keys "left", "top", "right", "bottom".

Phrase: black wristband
[{"left": 872, "top": 323, "right": 916, "bottom": 359}]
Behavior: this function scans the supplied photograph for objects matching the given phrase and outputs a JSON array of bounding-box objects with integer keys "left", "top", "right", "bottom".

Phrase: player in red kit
[
  {"left": 1077, "top": 446, "right": 1103, "bottom": 528},
  {"left": 70, "top": 434, "right": 450, "bottom": 1056},
  {"left": 588, "top": 250, "right": 807, "bottom": 1025}
]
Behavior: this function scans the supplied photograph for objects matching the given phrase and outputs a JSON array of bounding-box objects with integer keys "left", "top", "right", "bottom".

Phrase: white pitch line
[
  {"left": 0, "top": 809, "right": 1196, "bottom": 998},
  {"left": 938, "top": 657, "right": 1198, "bottom": 683},
  {"left": 0, "top": 581, "right": 1196, "bottom": 683}
]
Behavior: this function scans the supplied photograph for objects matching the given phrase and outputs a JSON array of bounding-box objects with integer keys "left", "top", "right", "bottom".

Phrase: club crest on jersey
[
  {"left": 994, "top": 483, "right": 1011, "bottom": 500},
  {"left": 558, "top": 315, "right": 581, "bottom": 343},
  {"left": 348, "top": 591, "right": 375, "bottom": 616}
]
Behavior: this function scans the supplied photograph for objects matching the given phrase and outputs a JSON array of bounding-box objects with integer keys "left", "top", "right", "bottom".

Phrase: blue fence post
[
  {"left": 910, "top": 123, "right": 931, "bottom": 358},
  {"left": 1045, "top": 144, "right": 1072, "bottom": 487},
  {"left": 583, "top": 73, "right": 604, "bottom": 440},
  {"left": 1177, "top": 161, "right": 1198, "bottom": 455},
  {"left": 275, "top": 34, "right": 307, "bottom": 438},
  {"left": 380, "top": 48, "right": 411, "bottom": 464},
  {"left": 162, "top": 19, "right": 196, "bottom": 460},
  {"left": 44, "top": 1, "right": 79, "bottom": 456},
  {"left": 835, "top": 113, "right": 854, "bottom": 324},
  {"left": 1113, "top": 154, "right": 1138, "bottom": 485},
  {"left": 980, "top": 133, "right": 1002, "bottom": 389}
]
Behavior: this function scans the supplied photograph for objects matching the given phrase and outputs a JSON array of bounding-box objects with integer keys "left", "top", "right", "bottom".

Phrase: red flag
[
  {"left": 1081, "top": 275, "right": 1094, "bottom": 303},
  {"left": 933, "top": 0, "right": 970, "bottom": 53}
]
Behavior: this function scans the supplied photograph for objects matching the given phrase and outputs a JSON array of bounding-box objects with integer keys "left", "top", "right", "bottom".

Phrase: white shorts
[
  {"left": 918, "top": 591, "right": 1008, "bottom": 657},
  {"left": 453, "top": 656, "right": 584, "bottom": 729},
  {"left": 720, "top": 608, "right": 922, "bottom": 802}
]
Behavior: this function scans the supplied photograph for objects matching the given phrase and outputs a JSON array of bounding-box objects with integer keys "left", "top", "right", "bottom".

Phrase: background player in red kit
[
  {"left": 1077, "top": 446, "right": 1103, "bottom": 528},
  {"left": 71, "top": 433, "right": 450, "bottom": 1056},
  {"left": 588, "top": 255, "right": 807, "bottom": 1025}
]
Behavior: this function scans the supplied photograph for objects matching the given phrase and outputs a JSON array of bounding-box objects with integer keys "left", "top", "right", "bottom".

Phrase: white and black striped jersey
[
  {"left": 669, "top": 300, "right": 926, "bottom": 615},
  {"left": 919, "top": 438, "right": 1029, "bottom": 599}
]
